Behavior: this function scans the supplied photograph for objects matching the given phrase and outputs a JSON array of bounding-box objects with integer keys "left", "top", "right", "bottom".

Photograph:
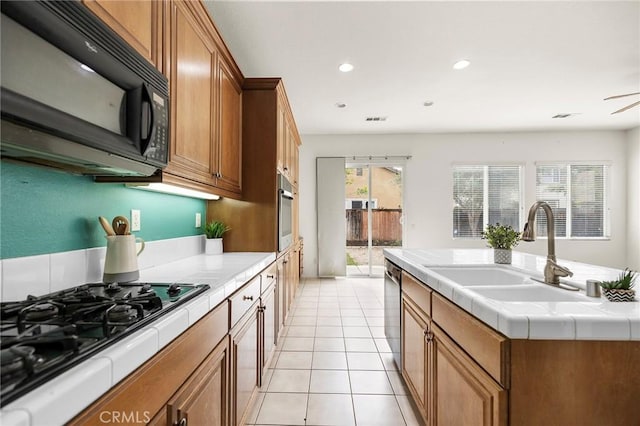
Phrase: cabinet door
[
  {"left": 167, "top": 1, "right": 217, "bottom": 185},
  {"left": 432, "top": 324, "right": 507, "bottom": 426},
  {"left": 284, "top": 253, "right": 295, "bottom": 313},
  {"left": 285, "top": 122, "right": 296, "bottom": 180},
  {"left": 168, "top": 336, "right": 229, "bottom": 426},
  {"left": 276, "top": 98, "right": 286, "bottom": 174},
  {"left": 216, "top": 58, "right": 242, "bottom": 193},
  {"left": 276, "top": 257, "right": 287, "bottom": 331},
  {"left": 82, "top": 0, "right": 162, "bottom": 68},
  {"left": 261, "top": 283, "right": 277, "bottom": 380},
  {"left": 231, "top": 307, "right": 259, "bottom": 425},
  {"left": 401, "top": 296, "right": 430, "bottom": 423}
]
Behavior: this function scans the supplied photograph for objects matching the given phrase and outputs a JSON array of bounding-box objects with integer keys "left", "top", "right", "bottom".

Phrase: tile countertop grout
[
  {"left": 384, "top": 248, "right": 639, "bottom": 341},
  {"left": 0, "top": 252, "right": 276, "bottom": 426}
]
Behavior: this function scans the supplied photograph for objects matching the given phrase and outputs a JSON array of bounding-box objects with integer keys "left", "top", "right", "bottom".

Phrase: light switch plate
[
  {"left": 195, "top": 213, "right": 202, "bottom": 228},
  {"left": 130, "top": 209, "right": 141, "bottom": 231}
]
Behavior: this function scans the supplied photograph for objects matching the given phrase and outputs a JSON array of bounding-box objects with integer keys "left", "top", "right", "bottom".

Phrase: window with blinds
[
  {"left": 535, "top": 164, "right": 609, "bottom": 238},
  {"left": 453, "top": 165, "right": 522, "bottom": 238}
]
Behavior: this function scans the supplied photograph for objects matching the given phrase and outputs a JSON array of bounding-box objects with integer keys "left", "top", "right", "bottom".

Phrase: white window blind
[
  {"left": 453, "top": 165, "right": 522, "bottom": 238},
  {"left": 535, "top": 164, "right": 609, "bottom": 238}
]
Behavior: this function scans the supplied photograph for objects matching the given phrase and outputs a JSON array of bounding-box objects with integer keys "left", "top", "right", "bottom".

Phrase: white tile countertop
[
  {"left": 0, "top": 252, "right": 275, "bottom": 426},
  {"left": 384, "top": 248, "right": 639, "bottom": 341}
]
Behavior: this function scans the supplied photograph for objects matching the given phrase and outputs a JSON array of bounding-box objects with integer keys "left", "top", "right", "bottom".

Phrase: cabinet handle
[
  {"left": 177, "top": 418, "right": 187, "bottom": 426},
  {"left": 242, "top": 295, "right": 254, "bottom": 301},
  {"left": 425, "top": 330, "right": 433, "bottom": 342},
  {"left": 267, "top": 274, "right": 275, "bottom": 279},
  {"left": 284, "top": 167, "right": 289, "bottom": 171}
]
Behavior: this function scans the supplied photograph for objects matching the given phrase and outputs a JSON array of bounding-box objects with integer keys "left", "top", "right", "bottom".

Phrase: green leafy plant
[
  {"left": 204, "top": 221, "right": 230, "bottom": 239},
  {"left": 346, "top": 253, "right": 358, "bottom": 266},
  {"left": 600, "top": 268, "right": 637, "bottom": 290},
  {"left": 481, "top": 223, "right": 521, "bottom": 250}
]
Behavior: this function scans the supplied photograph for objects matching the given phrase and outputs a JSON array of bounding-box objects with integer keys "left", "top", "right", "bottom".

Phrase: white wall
[
  {"left": 299, "top": 130, "right": 629, "bottom": 276},
  {"left": 627, "top": 127, "right": 640, "bottom": 269}
]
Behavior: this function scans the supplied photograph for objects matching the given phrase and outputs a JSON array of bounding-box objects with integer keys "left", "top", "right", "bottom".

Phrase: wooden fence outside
[{"left": 346, "top": 209, "right": 402, "bottom": 246}]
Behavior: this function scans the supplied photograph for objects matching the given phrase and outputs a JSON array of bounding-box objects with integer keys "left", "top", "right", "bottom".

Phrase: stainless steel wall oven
[{"left": 278, "top": 174, "right": 294, "bottom": 252}]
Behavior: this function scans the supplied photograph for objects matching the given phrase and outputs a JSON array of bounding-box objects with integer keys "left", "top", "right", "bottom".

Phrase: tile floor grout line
[{"left": 252, "top": 278, "right": 415, "bottom": 425}]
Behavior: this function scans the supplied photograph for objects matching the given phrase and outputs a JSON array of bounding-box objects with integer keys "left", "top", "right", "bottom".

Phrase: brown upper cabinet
[
  {"left": 277, "top": 94, "right": 301, "bottom": 187},
  {"left": 82, "top": 0, "right": 163, "bottom": 69},
  {"left": 89, "top": 0, "right": 243, "bottom": 199},
  {"left": 207, "top": 78, "right": 301, "bottom": 252},
  {"left": 163, "top": 0, "right": 242, "bottom": 197}
]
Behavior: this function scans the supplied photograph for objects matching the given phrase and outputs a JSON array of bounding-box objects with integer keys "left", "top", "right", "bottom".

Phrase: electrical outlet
[
  {"left": 195, "top": 213, "right": 202, "bottom": 228},
  {"left": 130, "top": 209, "right": 141, "bottom": 232}
]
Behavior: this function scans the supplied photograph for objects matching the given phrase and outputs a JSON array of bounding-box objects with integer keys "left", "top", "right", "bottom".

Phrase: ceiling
[{"left": 204, "top": 1, "right": 640, "bottom": 135}]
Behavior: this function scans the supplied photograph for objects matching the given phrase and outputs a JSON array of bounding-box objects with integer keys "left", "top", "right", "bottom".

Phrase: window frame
[
  {"left": 452, "top": 163, "right": 525, "bottom": 239},
  {"left": 534, "top": 162, "right": 611, "bottom": 240}
]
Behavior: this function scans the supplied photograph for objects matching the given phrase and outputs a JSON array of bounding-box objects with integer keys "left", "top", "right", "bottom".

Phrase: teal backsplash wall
[{"left": 1, "top": 161, "right": 206, "bottom": 259}]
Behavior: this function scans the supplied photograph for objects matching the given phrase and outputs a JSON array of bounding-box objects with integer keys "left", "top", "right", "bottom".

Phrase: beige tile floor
[{"left": 244, "top": 277, "right": 423, "bottom": 426}]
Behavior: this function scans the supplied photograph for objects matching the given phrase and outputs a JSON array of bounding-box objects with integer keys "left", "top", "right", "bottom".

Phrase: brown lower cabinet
[
  {"left": 401, "top": 295, "right": 429, "bottom": 422},
  {"left": 432, "top": 324, "right": 506, "bottom": 426},
  {"left": 400, "top": 268, "right": 640, "bottom": 426},
  {"left": 260, "top": 277, "right": 278, "bottom": 386},
  {"left": 150, "top": 336, "right": 229, "bottom": 425},
  {"left": 230, "top": 302, "right": 259, "bottom": 426},
  {"left": 68, "top": 301, "right": 229, "bottom": 425},
  {"left": 69, "top": 258, "right": 302, "bottom": 426}
]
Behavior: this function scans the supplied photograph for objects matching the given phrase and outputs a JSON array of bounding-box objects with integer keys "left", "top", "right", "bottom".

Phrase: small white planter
[
  {"left": 205, "top": 238, "right": 223, "bottom": 255},
  {"left": 493, "top": 249, "right": 512, "bottom": 264}
]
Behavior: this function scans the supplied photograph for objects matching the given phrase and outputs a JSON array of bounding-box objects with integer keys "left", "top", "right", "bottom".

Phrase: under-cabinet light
[{"left": 126, "top": 183, "right": 221, "bottom": 200}]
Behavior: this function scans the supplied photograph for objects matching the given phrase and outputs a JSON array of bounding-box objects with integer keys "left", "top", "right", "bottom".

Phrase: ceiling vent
[
  {"left": 552, "top": 113, "right": 579, "bottom": 119},
  {"left": 365, "top": 116, "right": 387, "bottom": 122}
]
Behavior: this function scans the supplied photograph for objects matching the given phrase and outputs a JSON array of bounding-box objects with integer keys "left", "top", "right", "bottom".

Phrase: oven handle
[{"left": 280, "top": 189, "right": 294, "bottom": 199}]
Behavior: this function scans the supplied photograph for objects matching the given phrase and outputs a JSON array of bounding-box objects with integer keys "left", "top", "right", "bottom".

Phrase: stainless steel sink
[{"left": 428, "top": 265, "right": 532, "bottom": 286}]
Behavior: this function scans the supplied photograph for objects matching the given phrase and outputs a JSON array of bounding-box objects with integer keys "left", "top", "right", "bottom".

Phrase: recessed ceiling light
[
  {"left": 339, "top": 63, "right": 354, "bottom": 73},
  {"left": 453, "top": 59, "right": 470, "bottom": 70},
  {"left": 423, "top": 101, "right": 434, "bottom": 107},
  {"left": 336, "top": 102, "right": 347, "bottom": 108}
]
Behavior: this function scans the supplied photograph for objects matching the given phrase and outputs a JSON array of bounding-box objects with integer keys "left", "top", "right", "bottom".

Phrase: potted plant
[
  {"left": 481, "top": 223, "right": 521, "bottom": 264},
  {"left": 204, "top": 220, "right": 230, "bottom": 255},
  {"left": 600, "top": 269, "right": 636, "bottom": 302}
]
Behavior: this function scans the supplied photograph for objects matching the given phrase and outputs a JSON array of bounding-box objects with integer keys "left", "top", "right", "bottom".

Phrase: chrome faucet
[{"left": 522, "top": 201, "right": 574, "bottom": 286}]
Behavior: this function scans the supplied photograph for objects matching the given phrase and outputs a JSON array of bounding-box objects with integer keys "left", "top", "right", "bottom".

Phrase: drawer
[
  {"left": 432, "top": 293, "right": 510, "bottom": 387},
  {"left": 402, "top": 271, "right": 432, "bottom": 318},
  {"left": 229, "top": 277, "right": 261, "bottom": 327},
  {"left": 261, "top": 263, "right": 277, "bottom": 295}
]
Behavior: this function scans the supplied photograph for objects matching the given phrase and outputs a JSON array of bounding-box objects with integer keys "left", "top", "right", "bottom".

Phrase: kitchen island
[{"left": 385, "top": 248, "right": 639, "bottom": 426}]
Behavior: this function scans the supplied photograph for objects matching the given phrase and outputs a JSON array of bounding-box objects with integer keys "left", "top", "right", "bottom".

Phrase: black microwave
[{"left": 0, "top": 1, "right": 169, "bottom": 176}]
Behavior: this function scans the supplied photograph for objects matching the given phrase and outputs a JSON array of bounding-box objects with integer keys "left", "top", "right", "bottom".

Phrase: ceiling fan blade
[
  {"left": 611, "top": 100, "right": 640, "bottom": 114},
  {"left": 604, "top": 92, "right": 640, "bottom": 100}
]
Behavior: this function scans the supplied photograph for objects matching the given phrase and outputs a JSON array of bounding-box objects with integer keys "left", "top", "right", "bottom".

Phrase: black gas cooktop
[{"left": 0, "top": 282, "right": 209, "bottom": 407}]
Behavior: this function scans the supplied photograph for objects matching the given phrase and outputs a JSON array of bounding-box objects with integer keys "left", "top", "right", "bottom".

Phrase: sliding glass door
[{"left": 345, "top": 163, "right": 404, "bottom": 277}]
